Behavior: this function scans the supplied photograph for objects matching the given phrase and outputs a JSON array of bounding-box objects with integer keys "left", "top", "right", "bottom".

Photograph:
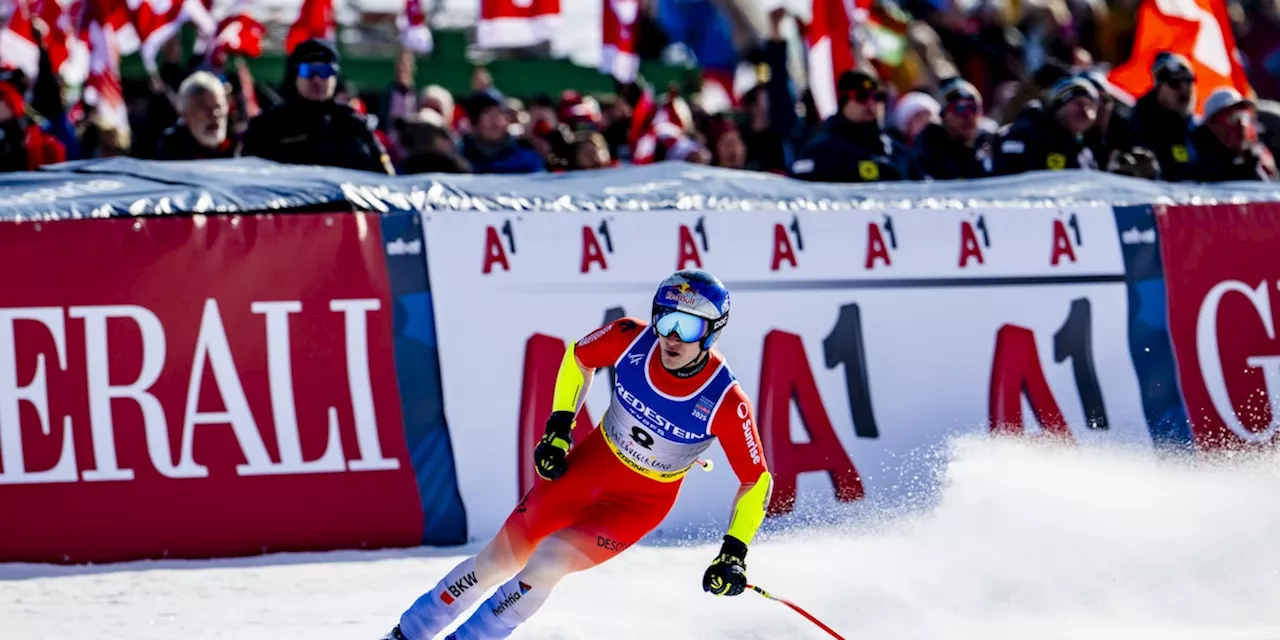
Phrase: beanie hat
[
  {"left": 288, "top": 38, "right": 339, "bottom": 68},
  {"left": 837, "top": 69, "right": 884, "bottom": 108},
  {"left": 1048, "top": 76, "right": 1098, "bottom": 112},
  {"left": 891, "top": 91, "right": 940, "bottom": 132},
  {"left": 1076, "top": 69, "right": 1115, "bottom": 101},
  {"left": 937, "top": 78, "right": 982, "bottom": 108},
  {"left": 464, "top": 90, "right": 502, "bottom": 123},
  {"left": 1151, "top": 52, "right": 1194, "bottom": 83}
]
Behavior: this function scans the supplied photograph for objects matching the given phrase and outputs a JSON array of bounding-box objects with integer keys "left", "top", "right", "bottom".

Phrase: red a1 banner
[
  {"left": 1158, "top": 202, "right": 1280, "bottom": 450},
  {"left": 0, "top": 212, "right": 423, "bottom": 563}
]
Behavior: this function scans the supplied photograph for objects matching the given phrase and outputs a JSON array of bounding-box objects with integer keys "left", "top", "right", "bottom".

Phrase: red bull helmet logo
[{"left": 664, "top": 282, "right": 700, "bottom": 307}]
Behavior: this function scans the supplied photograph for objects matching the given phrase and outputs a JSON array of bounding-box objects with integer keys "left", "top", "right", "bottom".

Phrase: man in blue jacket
[{"left": 460, "top": 91, "right": 545, "bottom": 174}]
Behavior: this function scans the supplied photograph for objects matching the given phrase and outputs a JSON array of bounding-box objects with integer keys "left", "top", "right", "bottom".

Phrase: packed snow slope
[{"left": 4, "top": 435, "right": 1280, "bottom": 640}]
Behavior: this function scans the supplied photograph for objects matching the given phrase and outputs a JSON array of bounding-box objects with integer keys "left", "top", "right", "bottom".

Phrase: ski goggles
[
  {"left": 298, "top": 62, "right": 339, "bottom": 80},
  {"left": 653, "top": 310, "right": 710, "bottom": 343}
]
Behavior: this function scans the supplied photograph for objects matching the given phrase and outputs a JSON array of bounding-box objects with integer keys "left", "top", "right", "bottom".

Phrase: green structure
[{"left": 120, "top": 28, "right": 699, "bottom": 101}]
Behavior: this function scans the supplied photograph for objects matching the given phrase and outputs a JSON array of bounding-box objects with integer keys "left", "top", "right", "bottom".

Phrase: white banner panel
[{"left": 422, "top": 205, "right": 1152, "bottom": 541}]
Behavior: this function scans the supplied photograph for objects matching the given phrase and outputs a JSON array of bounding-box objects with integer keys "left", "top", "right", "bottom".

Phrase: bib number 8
[{"left": 630, "top": 426, "right": 655, "bottom": 449}]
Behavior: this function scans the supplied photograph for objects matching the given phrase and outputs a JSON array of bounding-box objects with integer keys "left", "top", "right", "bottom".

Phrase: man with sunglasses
[
  {"left": 909, "top": 78, "right": 992, "bottom": 180},
  {"left": 384, "top": 270, "right": 773, "bottom": 640},
  {"left": 792, "top": 69, "right": 914, "bottom": 183},
  {"left": 1128, "top": 52, "right": 1198, "bottom": 182},
  {"left": 239, "top": 38, "right": 394, "bottom": 175}
]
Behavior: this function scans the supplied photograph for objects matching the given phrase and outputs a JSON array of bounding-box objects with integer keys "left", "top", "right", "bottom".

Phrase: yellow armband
[
  {"left": 726, "top": 471, "right": 773, "bottom": 545},
  {"left": 552, "top": 341, "right": 587, "bottom": 415}
]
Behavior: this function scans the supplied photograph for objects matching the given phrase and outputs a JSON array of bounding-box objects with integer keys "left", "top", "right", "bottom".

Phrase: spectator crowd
[{"left": 4, "top": 0, "right": 1280, "bottom": 185}]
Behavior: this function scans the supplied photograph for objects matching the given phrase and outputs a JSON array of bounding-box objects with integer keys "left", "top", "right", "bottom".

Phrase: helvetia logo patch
[{"left": 492, "top": 583, "right": 532, "bottom": 617}]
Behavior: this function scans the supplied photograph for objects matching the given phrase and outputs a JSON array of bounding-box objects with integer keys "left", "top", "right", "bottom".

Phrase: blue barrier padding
[
  {"left": 381, "top": 210, "right": 470, "bottom": 545},
  {"left": 1113, "top": 205, "right": 1194, "bottom": 451}
]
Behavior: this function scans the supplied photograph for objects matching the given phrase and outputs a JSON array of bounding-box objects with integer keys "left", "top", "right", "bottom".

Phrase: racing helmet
[{"left": 651, "top": 269, "right": 731, "bottom": 351}]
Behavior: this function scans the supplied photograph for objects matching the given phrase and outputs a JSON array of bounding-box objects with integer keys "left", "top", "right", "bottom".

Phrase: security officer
[
  {"left": 1128, "top": 52, "right": 1197, "bottom": 182},
  {"left": 239, "top": 38, "right": 394, "bottom": 174},
  {"left": 791, "top": 69, "right": 914, "bottom": 183}
]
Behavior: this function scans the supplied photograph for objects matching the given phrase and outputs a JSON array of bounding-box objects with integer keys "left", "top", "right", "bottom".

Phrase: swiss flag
[
  {"left": 213, "top": 15, "right": 264, "bottom": 62},
  {"left": 207, "top": 0, "right": 264, "bottom": 66},
  {"left": 1107, "top": 0, "right": 1252, "bottom": 114},
  {"left": 286, "top": 0, "right": 335, "bottom": 54},
  {"left": 476, "top": 0, "right": 561, "bottom": 50}
]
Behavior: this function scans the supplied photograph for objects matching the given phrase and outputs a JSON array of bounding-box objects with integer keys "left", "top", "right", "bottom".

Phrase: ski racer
[{"left": 382, "top": 269, "right": 774, "bottom": 640}]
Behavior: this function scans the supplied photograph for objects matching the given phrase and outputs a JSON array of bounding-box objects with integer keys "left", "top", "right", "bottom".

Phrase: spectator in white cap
[
  {"left": 889, "top": 91, "right": 939, "bottom": 147},
  {"left": 1190, "top": 87, "right": 1277, "bottom": 182}
]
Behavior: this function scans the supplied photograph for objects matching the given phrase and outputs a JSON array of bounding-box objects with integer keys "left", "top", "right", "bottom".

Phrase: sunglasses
[
  {"left": 948, "top": 100, "right": 980, "bottom": 116},
  {"left": 298, "top": 62, "right": 339, "bottom": 79},
  {"left": 654, "top": 310, "right": 710, "bottom": 343},
  {"left": 853, "top": 89, "right": 888, "bottom": 103}
]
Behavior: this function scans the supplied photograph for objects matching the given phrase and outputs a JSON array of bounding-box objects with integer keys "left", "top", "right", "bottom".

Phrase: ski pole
[
  {"left": 746, "top": 583, "right": 847, "bottom": 640},
  {"left": 695, "top": 458, "right": 714, "bottom": 472}
]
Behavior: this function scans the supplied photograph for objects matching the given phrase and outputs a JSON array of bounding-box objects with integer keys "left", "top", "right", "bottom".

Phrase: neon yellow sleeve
[
  {"left": 726, "top": 471, "right": 773, "bottom": 545},
  {"left": 551, "top": 341, "right": 588, "bottom": 415}
]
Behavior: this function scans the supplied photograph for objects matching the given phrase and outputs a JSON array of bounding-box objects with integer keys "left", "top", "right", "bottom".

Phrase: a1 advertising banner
[
  {"left": 0, "top": 213, "right": 423, "bottom": 563},
  {"left": 423, "top": 206, "right": 1155, "bottom": 539},
  {"left": 1158, "top": 202, "right": 1280, "bottom": 450}
]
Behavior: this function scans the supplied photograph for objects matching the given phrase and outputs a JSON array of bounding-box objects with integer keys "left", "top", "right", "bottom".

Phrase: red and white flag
[
  {"left": 600, "top": 0, "right": 639, "bottom": 83},
  {"left": 0, "top": 0, "right": 41, "bottom": 80},
  {"left": 399, "top": 0, "right": 432, "bottom": 54},
  {"left": 208, "top": 0, "right": 263, "bottom": 67},
  {"left": 128, "top": 0, "right": 216, "bottom": 73},
  {"left": 37, "top": 0, "right": 91, "bottom": 85},
  {"left": 477, "top": 0, "right": 560, "bottom": 50},
  {"left": 1108, "top": 0, "right": 1252, "bottom": 114},
  {"left": 81, "top": 0, "right": 129, "bottom": 135},
  {"left": 285, "top": 0, "right": 334, "bottom": 54},
  {"left": 628, "top": 89, "right": 694, "bottom": 161},
  {"left": 806, "top": 0, "right": 858, "bottom": 119}
]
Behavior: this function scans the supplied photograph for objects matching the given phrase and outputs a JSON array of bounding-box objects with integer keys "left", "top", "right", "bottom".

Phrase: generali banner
[
  {"left": 0, "top": 213, "right": 424, "bottom": 563},
  {"left": 1158, "top": 202, "right": 1280, "bottom": 450},
  {"left": 422, "top": 206, "right": 1157, "bottom": 539}
]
